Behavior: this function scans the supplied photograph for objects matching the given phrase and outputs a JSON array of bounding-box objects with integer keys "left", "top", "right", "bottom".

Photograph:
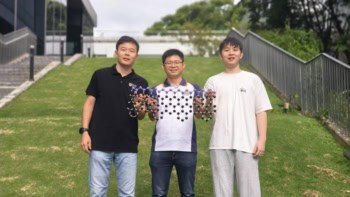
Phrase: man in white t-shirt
[{"left": 203, "top": 37, "right": 272, "bottom": 197}]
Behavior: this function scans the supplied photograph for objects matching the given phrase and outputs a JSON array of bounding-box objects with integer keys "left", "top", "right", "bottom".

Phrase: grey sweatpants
[{"left": 210, "top": 149, "right": 261, "bottom": 197}]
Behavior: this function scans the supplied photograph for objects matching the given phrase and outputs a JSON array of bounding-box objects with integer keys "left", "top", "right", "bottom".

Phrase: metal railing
[
  {"left": 228, "top": 28, "right": 350, "bottom": 135},
  {"left": 0, "top": 27, "right": 37, "bottom": 64}
]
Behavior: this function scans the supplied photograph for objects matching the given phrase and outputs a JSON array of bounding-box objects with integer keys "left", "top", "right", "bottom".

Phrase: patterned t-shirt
[{"left": 151, "top": 78, "right": 201, "bottom": 152}]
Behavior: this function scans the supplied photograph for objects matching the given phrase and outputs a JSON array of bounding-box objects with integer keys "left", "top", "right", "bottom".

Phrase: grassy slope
[{"left": 0, "top": 57, "right": 349, "bottom": 196}]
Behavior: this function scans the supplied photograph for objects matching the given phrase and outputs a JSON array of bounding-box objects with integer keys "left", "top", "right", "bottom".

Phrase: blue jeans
[
  {"left": 149, "top": 151, "right": 197, "bottom": 197},
  {"left": 89, "top": 150, "right": 137, "bottom": 197}
]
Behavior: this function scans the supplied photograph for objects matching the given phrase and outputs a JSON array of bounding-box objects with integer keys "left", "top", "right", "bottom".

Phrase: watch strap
[{"left": 79, "top": 127, "right": 89, "bottom": 134}]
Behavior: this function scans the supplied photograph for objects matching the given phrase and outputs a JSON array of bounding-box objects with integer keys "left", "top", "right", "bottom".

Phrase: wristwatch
[{"left": 79, "top": 127, "right": 89, "bottom": 134}]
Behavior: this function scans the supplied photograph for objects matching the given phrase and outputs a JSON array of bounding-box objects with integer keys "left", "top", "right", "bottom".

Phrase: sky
[{"left": 90, "top": 0, "right": 203, "bottom": 36}]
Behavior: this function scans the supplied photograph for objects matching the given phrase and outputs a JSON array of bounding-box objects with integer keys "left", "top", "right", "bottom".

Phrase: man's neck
[
  {"left": 116, "top": 64, "right": 132, "bottom": 77},
  {"left": 224, "top": 64, "right": 241, "bottom": 74},
  {"left": 167, "top": 77, "right": 182, "bottom": 86}
]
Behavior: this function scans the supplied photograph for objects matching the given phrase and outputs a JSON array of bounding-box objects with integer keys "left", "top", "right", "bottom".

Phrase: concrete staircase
[{"left": 0, "top": 56, "right": 62, "bottom": 99}]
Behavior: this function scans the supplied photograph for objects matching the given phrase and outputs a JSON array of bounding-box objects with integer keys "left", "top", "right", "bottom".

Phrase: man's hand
[
  {"left": 252, "top": 139, "right": 266, "bottom": 158},
  {"left": 132, "top": 94, "right": 148, "bottom": 119},
  {"left": 204, "top": 89, "right": 216, "bottom": 103},
  {"left": 133, "top": 94, "right": 147, "bottom": 112},
  {"left": 146, "top": 97, "right": 159, "bottom": 121},
  {"left": 200, "top": 89, "right": 216, "bottom": 119},
  {"left": 81, "top": 132, "right": 92, "bottom": 154},
  {"left": 193, "top": 96, "right": 203, "bottom": 118}
]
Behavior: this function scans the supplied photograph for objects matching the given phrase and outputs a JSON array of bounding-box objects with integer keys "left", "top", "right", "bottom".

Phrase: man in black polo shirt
[{"left": 80, "top": 36, "right": 148, "bottom": 197}]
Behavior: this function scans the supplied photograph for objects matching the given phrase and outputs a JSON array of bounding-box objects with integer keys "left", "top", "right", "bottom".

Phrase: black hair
[
  {"left": 116, "top": 35, "right": 139, "bottom": 52},
  {"left": 219, "top": 37, "right": 243, "bottom": 53},
  {"left": 162, "top": 49, "right": 184, "bottom": 64}
]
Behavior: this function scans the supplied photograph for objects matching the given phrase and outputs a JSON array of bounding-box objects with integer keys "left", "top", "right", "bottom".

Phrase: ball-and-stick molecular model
[{"left": 127, "top": 84, "right": 216, "bottom": 121}]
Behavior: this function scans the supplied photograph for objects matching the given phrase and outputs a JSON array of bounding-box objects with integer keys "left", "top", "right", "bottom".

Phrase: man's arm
[
  {"left": 253, "top": 111, "right": 267, "bottom": 157},
  {"left": 81, "top": 95, "right": 96, "bottom": 154}
]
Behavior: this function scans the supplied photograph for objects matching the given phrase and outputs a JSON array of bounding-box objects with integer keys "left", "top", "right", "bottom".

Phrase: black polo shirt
[{"left": 86, "top": 64, "right": 148, "bottom": 153}]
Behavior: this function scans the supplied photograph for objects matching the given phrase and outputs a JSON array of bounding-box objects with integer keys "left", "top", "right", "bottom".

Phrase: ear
[
  {"left": 182, "top": 62, "right": 186, "bottom": 70},
  {"left": 240, "top": 52, "right": 244, "bottom": 60},
  {"left": 114, "top": 50, "right": 118, "bottom": 58}
]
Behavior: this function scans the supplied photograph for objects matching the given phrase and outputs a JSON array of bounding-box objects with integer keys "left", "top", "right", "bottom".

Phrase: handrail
[{"left": 0, "top": 27, "right": 37, "bottom": 64}]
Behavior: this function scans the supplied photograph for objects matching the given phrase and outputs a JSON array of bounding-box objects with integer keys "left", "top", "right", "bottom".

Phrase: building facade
[{"left": 0, "top": 0, "right": 96, "bottom": 55}]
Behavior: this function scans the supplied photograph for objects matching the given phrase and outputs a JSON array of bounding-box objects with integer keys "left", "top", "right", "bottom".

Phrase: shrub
[{"left": 257, "top": 28, "right": 322, "bottom": 61}]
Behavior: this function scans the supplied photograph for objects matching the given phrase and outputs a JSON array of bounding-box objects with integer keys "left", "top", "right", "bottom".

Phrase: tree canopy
[
  {"left": 144, "top": 0, "right": 249, "bottom": 56},
  {"left": 248, "top": 0, "right": 350, "bottom": 63},
  {"left": 145, "top": 0, "right": 248, "bottom": 35},
  {"left": 144, "top": 0, "right": 349, "bottom": 62}
]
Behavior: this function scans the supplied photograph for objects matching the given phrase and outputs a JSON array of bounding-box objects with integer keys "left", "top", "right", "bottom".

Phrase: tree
[
  {"left": 247, "top": 0, "right": 268, "bottom": 30},
  {"left": 247, "top": 0, "right": 307, "bottom": 29},
  {"left": 144, "top": 0, "right": 248, "bottom": 55},
  {"left": 145, "top": 0, "right": 234, "bottom": 35},
  {"left": 266, "top": 0, "right": 290, "bottom": 28},
  {"left": 176, "top": 24, "right": 223, "bottom": 56},
  {"left": 247, "top": 0, "right": 350, "bottom": 63},
  {"left": 292, "top": 0, "right": 350, "bottom": 62}
]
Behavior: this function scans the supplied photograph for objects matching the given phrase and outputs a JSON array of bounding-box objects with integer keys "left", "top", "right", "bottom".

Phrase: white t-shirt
[{"left": 204, "top": 71, "right": 272, "bottom": 153}]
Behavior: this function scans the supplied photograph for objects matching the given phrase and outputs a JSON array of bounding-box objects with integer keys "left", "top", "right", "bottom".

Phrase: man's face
[
  {"left": 220, "top": 44, "right": 243, "bottom": 68},
  {"left": 163, "top": 55, "right": 185, "bottom": 79},
  {"left": 115, "top": 42, "right": 138, "bottom": 67}
]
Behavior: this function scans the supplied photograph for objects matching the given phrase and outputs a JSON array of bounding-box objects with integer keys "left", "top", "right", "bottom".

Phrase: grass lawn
[{"left": 0, "top": 57, "right": 349, "bottom": 196}]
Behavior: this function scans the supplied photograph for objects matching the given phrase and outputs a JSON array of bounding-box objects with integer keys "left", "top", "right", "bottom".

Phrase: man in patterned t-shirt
[{"left": 147, "top": 49, "right": 202, "bottom": 197}]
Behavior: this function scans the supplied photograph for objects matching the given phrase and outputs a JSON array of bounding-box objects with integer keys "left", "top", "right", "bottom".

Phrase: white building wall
[
  {"left": 93, "top": 36, "right": 194, "bottom": 57},
  {"left": 45, "top": 34, "right": 225, "bottom": 57}
]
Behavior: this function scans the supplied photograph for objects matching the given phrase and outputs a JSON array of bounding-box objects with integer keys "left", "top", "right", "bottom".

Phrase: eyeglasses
[{"left": 164, "top": 61, "right": 183, "bottom": 66}]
